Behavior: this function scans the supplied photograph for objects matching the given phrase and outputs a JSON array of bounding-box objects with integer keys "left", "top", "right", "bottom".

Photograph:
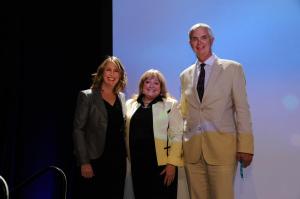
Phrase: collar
[
  {"left": 137, "top": 94, "right": 163, "bottom": 107},
  {"left": 197, "top": 53, "right": 217, "bottom": 67}
]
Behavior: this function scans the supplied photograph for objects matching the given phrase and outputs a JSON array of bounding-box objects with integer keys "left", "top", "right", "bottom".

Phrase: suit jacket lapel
[
  {"left": 191, "top": 64, "right": 202, "bottom": 104},
  {"left": 202, "top": 59, "right": 222, "bottom": 103},
  {"left": 128, "top": 100, "right": 140, "bottom": 119},
  {"left": 92, "top": 89, "right": 108, "bottom": 120}
]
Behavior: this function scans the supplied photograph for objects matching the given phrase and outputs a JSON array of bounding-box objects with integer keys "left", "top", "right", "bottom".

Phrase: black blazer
[{"left": 73, "top": 89, "right": 126, "bottom": 165}]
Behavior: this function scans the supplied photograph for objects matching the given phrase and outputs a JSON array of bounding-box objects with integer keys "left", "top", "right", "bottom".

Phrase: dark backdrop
[{"left": 1, "top": 1, "right": 112, "bottom": 198}]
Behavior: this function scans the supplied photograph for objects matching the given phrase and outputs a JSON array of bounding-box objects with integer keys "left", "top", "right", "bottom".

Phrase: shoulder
[
  {"left": 180, "top": 64, "right": 195, "bottom": 78},
  {"left": 215, "top": 58, "right": 244, "bottom": 73},
  {"left": 118, "top": 92, "right": 126, "bottom": 99},
  {"left": 217, "top": 58, "right": 242, "bottom": 68},
  {"left": 75, "top": 89, "right": 94, "bottom": 105},
  {"left": 80, "top": 89, "right": 93, "bottom": 96},
  {"left": 163, "top": 97, "right": 179, "bottom": 110},
  {"left": 126, "top": 98, "right": 137, "bottom": 106},
  {"left": 164, "top": 97, "right": 178, "bottom": 104},
  {"left": 76, "top": 89, "right": 94, "bottom": 100}
]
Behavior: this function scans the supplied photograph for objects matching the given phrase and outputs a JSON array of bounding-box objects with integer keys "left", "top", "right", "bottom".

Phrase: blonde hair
[
  {"left": 91, "top": 56, "right": 127, "bottom": 93},
  {"left": 137, "top": 69, "right": 170, "bottom": 99}
]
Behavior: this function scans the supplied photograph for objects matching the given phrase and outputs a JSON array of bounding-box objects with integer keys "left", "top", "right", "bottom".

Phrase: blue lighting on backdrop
[
  {"left": 113, "top": 0, "right": 300, "bottom": 198},
  {"left": 283, "top": 95, "right": 299, "bottom": 111}
]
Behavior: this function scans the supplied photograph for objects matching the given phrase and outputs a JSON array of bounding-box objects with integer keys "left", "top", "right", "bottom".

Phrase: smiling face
[
  {"left": 189, "top": 27, "right": 214, "bottom": 62},
  {"left": 142, "top": 76, "right": 161, "bottom": 102},
  {"left": 102, "top": 61, "right": 121, "bottom": 89}
]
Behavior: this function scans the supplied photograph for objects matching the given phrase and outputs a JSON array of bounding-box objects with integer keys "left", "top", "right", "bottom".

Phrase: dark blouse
[
  {"left": 102, "top": 96, "right": 126, "bottom": 160},
  {"left": 129, "top": 95, "right": 163, "bottom": 168}
]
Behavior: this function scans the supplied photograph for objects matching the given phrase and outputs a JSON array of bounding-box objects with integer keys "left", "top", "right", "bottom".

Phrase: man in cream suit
[{"left": 180, "top": 23, "right": 254, "bottom": 199}]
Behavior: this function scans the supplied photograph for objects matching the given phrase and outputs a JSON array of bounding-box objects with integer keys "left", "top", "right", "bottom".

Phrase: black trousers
[
  {"left": 72, "top": 157, "right": 126, "bottom": 199},
  {"left": 132, "top": 165, "right": 178, "bottom": 199}
]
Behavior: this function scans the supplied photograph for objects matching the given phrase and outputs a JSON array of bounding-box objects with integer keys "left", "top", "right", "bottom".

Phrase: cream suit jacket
[
  {"left": 180, "top": 57, "right": 254, "bottom": 165},
  {"left": 125, "top": 97, "right": 184, "bottom": 167}
]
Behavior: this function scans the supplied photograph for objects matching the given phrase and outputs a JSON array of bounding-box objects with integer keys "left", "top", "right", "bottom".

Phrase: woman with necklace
[
  {"left": 125, "top": 69, "right": 183, "bottom": 199},
  {"left": 72, "top": 56, "right": 127, "bottom": 199}
]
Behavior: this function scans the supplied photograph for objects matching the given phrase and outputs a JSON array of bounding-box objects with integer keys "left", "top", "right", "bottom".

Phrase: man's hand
[{"left": 237, "top": 152, "right": 253, "bottom": 168}]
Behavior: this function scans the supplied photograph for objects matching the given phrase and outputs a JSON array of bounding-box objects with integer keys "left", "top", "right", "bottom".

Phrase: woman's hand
[
  {"left": 160, "top": 164, "right": 176, "bottom": 186},
  {"left": 81, "top": 163, "right": 94, "bottom": 178}
]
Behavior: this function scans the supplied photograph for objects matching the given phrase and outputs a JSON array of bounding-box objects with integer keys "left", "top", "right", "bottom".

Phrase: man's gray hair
[{"left": 188, "top": 23, "right": 214, "bottom": 39}]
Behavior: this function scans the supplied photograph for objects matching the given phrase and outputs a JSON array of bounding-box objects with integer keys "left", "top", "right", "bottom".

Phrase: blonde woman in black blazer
[{"left": 72, "top": 56, "right": 127, "bottom": 199}]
